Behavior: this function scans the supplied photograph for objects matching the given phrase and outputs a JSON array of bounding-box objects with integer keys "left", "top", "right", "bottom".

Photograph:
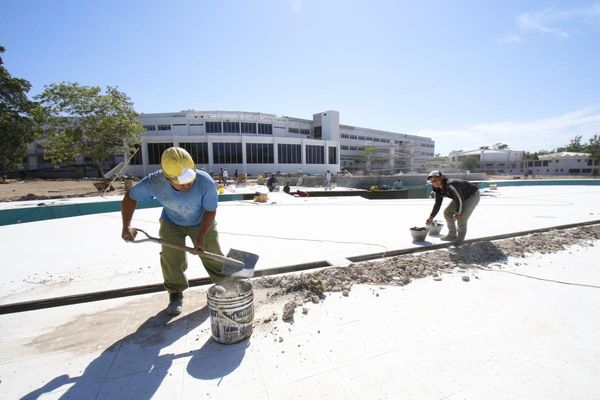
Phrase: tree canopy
[
  {"left": 0, "top": 45, "right": 39, "bottom": 180},
  {"left": 35, "top": 82, "right": 145, "bottom": 176}
]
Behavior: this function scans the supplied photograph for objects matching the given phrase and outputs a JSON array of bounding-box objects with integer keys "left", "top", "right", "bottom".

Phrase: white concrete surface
[
  {"left": 0, "top": 184, "right": 599, "bottom": 399},
  {"left": 1, "top": 245, "right": 599, "bottom": 399},
  {"left": 1, "top": 185, "right": 599, "bottom": 303}
]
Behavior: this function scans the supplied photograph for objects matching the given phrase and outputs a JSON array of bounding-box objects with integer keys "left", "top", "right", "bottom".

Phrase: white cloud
[
  {"left": 502, "top": 3, "right": 600, "bottom": 42},
  {"left": 411, "top": 107, "right": 600, "bottom": 155},
  {"left": 518, "top": 10, "right": 569, "bottom": 38}
]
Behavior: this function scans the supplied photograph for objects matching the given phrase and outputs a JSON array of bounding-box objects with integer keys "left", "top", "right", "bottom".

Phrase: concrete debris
[
  {"left": 282, "top": 301, "right": 296, "bottom": 321},
  {"left": 253, "top": 224, "right": 600, "bottom": 307},
  {"left": 462, "top": 275, "right": 470, "bottom": 282}
]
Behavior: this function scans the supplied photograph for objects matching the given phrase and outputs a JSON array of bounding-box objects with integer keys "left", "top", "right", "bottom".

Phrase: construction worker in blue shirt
[{"left": 121, "top": 147, "right": 226, "bottom": 315}]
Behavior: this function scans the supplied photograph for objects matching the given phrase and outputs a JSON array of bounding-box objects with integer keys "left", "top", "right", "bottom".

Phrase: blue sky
[{"left": 2, "top": 0, "right": 600, "bottom": 155}]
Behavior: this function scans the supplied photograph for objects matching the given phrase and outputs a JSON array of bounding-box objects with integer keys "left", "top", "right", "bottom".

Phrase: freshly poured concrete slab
[
  {"left": 1, "top": 185, "right": 600, "bottom": 304},
  {"left": 1, "top": 243, "right": 599, "bottom": 399}
]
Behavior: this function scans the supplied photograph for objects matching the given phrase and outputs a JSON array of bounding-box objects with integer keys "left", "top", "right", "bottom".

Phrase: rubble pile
[{"left": 253, "top": 224, "right": 600, "bottom": 306}]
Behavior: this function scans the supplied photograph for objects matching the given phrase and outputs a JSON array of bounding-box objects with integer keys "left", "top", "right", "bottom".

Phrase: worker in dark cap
[{"left": 426, "top": 170, "right": 480, "bottom": 246}]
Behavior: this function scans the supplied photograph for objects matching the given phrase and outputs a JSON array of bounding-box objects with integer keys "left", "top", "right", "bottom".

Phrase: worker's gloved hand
[
  {"left": 122, "top": 226, "right": 137, "bottom": 241},
  {"left": 426, "top": 217, "right": 433, "bottom": 225}
]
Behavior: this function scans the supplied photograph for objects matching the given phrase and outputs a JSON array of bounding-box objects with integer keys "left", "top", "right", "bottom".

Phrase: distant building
[
  {"left": 21, "top": 109, "right": 434, "bottom": 178},
  {"left": 526, "top": 152, "right": 599, "bottom": 176},
  {"left": 125, "top": 110, "right": 434, "bottom": 177},
  {"left": 448, "top": 148, "right": 524, "bottom": 174}
]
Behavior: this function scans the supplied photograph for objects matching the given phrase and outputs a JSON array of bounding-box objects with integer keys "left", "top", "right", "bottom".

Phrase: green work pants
[
  {"left": 443, "top": 191, "right": 480, "bottom": 242},
  {"left": 158, "top": 219, "right": 226, "bottom": 293}
]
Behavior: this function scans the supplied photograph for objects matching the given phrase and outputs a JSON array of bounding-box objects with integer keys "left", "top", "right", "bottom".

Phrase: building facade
[
  {"left": 123, "top": 110, "right": 434, "bottom": 177},
  {"left": 448, "top": 148, "right": 524, "bottom": 174},
  {"left": 20, "top": 109, "right": 434, "bottom": 178},
  {"left": 526, "top": 152, "right": 599, "bottom": 176}
]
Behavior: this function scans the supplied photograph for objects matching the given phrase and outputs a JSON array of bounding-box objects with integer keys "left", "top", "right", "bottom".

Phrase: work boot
[
  {"left": 441, "top": 233, "right": 457, "bottom": 241},
  {"left": 166, "top": 292, "right": 183, "bottom": 316}
]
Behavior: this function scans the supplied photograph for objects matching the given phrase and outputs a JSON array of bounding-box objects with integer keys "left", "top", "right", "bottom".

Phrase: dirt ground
[{"left": 0, "top": 178, "right": 128, "bottom": 202}]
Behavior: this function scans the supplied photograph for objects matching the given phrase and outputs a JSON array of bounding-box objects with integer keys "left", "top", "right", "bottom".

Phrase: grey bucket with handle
[{"left": 207, "top": 280, "right": 254, "bottom": 344}]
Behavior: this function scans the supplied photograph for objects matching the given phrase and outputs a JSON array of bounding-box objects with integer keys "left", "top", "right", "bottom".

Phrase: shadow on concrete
[
  {"left": 20, "top": 303, "right": 247, "bottom": 400},
  {"left": 447, "top": 241, "right": 508, "bottom": 265}
]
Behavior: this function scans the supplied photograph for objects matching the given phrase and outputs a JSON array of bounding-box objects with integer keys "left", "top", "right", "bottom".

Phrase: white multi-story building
[
  {"left": 448, "top": 148, "right": 524, "bottom": 174},
  {"left": 123, "top": 110, "right": 434, "bottom": 177},
  {"left": 526, "top": 152, "right": 599, "bottom": 176}
]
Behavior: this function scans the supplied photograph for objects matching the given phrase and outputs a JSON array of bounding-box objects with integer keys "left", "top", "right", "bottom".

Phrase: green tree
[
  {"left": 35, "top": 82, "right": 145, "bottom": 176},
  {"left": 0, "top": 45, "right": 39, "bottom": 181},
  {"left": 459, "top": 156, "right": 479, "bottom": 171},
  {"left": 566, "top": 135, "right": 584, "bottom": 152},
  {"left": 362, "top": 146, "right": 378, "bottom": 172}
]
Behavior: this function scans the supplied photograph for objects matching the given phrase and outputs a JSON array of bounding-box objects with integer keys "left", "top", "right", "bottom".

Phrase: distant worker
[
  {"left": 222, "top": 169, "right": 229, "bottom": 186},
  {"left": 121, "top": 147, "right": 226, "bottom": 316},
  {"left": 283, "top": 181, "right": 291, "bottom": 194},
  {"left": 391, "top": 179, "right": 402, "bottom": 189},
  {"left": 325, "top": 170, "right": 332, "bottom": 190},
  {"left": 425, "top": 170, "right": 480, "bottom": 246},
  {"left": 266, "top": 174, "right": 278, "bottom": 192}
]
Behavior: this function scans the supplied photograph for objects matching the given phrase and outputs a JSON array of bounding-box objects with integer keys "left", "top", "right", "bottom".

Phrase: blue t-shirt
[{"left": 129, "top": 169, "right": 218, "bottom": 227}]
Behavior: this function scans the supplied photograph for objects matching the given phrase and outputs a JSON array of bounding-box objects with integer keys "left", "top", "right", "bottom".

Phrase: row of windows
[
  {"left": 145, "top": 122, "right": 274, "bottom": 135},
  {"left": 341, "top": 134, "right": 391, "bottom": 143},
  {"left": 133, "top": 142, "right": 337, "bottom": 165},
  {"left": 288, "top": 128, "right": 310, "bottom": 135}
]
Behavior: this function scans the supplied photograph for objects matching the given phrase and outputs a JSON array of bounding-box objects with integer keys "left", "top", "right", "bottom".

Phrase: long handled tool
[{"left": 130, "top": 228, "right": 258, "bottom": 278}]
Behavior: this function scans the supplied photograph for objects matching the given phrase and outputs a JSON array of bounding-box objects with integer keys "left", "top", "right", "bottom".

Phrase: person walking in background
[
  {"left": 283, "top": 181, "right": 291, "bottom": 194},
  {"left": 121, "top": 147, "right": 227, "bottom": 316},
  {"left": 325, "top": 170, "right": 332, "bottom": 190},
  {"left": 222, "top": 169, "right": 229, "bottom": 186},
  {"left": 266, "top": 174, "right": 278, "bottom": 192},
  {"left": 425, "top": 170, "right": 480, "bottom": 246}
]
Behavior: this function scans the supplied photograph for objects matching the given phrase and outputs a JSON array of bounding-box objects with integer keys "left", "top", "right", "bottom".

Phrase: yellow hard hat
[{"left": 161, "top": 147, "right": 196, "bottom": 184}]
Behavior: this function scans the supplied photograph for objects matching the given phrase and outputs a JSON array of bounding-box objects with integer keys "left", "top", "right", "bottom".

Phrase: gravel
[{"left": 253, "top": 224, "right": 600, "bottom": 306}]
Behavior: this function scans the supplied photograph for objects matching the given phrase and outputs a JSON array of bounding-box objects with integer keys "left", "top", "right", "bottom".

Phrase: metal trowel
[{"left": 130, "top": 228, "right": 258, "bottom": 278}]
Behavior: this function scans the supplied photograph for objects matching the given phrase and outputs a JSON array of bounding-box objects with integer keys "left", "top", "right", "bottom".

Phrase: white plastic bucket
[
  {"left": 207, "top": 280, "right": 254, "bottom": 344},
  {"left": 426, "top": 222, "right": 444, "bottom": 235}
]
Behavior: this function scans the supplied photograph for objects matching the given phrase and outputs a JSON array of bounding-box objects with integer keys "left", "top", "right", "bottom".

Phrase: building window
[
  {"left": 278, "top": 144, "right": 301, "bottom": 164},
  {"left": 306, "top": 145, "right": 324, "bottom": 164},
  {"left": 179, "top": 142, "right": 208, "bottom": 164},
  {"left": 314, "top": 126, "right": 322, "bottom": 139},
  {"left": 349, "top": 135, "right": 357, "bottom": 140},
  {"left": 341, "top": 134, "right": 349, "bottom": 139},
  {"left": 241, "top": 122, "right": 257, "bottom": 134},
  {"left": 147, "top": 142, "right": 172, "bottom": 164},
  {"left": 157, "top": 125, "right": 171, "bottom": 131},
  {"left": 223, "top": 122, "right": 240, "bottom": 133},
  {"left": 246, "top": 143, "right": 274, "bottom": 163},
  {"left": 206, "top": 122, "right": 222, "bottom": 133},
  {"left": 143, "top": 125, "right": 156, "bottom": 131},
  {"left": 300, "top": 129, "right": 310, "bottom": 135},
  {"left": 258, "top": 123, "right": 272, "bottom": 135},
  {"left": 358, "top": 136, "right": 366, "bottom": 140},
  {"left": 212, "top": 143, "right": 242, "bottom": 163},
  {"left": 129, "top": 144, "right": 143, "bottom": 165},
  {"left": 328, "top": 146, "right": 337, "bottom": 164}
]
